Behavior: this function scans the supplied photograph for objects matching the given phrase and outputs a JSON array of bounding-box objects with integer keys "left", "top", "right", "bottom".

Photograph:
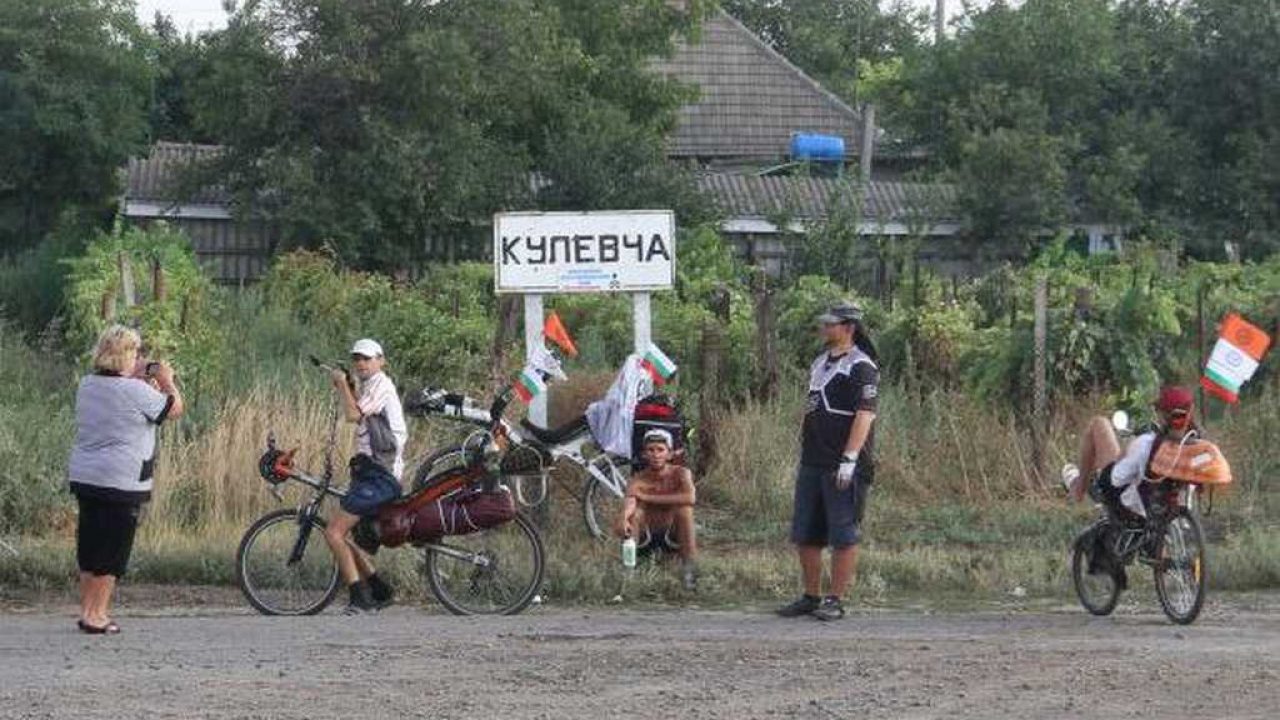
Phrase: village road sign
[{"left": 494, "top": 210, "right": 676, "bottom": 294}]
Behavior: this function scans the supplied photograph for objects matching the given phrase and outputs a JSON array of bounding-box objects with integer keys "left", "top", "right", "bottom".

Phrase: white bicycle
[{"left": 405, "top": 389, "right": 632, "bottom": 539}]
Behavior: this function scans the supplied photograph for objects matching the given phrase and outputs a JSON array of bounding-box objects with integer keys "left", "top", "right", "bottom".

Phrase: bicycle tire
[
  {"left": 235, "top": 508, "right": 340, "bottom": 616},
  {"left": 424, "top": 511, "right": 545, "bottom": 616},
  {"left": 1153, "top": 507, "right": 1207, "bottom": 625},
  {"left": 1071, "top": 523, "right": 1121, "bottom": 616},
  {"left": 583, "top": 474, "right": 627, "bottom": 540},
  {"left": 410, "top": 444, "right": 468, "bottom": 494}
]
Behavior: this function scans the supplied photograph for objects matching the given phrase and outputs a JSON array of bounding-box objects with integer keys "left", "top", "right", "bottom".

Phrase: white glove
[{"left": 836, "top": 453, "right": 858, "bottom": 490}]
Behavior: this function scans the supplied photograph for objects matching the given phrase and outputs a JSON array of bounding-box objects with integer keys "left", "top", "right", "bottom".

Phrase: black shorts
[
  {"left": 790, "top": 463, "right": 872, "bottom": 548},
  {"left": 76, "top": 495, "right": 142, "bottom": 577}
]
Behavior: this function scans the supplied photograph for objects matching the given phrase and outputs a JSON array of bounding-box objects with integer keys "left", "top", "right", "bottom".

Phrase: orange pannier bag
[{"left": 1147, "top": 438, "right": 1233, "bottom": 485}]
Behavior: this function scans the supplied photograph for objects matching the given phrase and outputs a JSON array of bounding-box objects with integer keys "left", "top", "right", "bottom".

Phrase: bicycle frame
[
  {"left": 411, "top": 390, "right": 631, "bottom": 501},
  {"left": 264, "top": 464, "right": 501, "bottom": 569}
]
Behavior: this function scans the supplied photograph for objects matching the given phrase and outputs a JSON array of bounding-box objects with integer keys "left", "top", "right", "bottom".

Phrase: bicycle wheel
[
  {"left": 235, "top": 508, "right": 340, "bottom": 616},
  {"left": 410, "top": 444, "right": 468, "bottom": 494},
  {"left": 1153, "top": 508, "right": 1206, "bottom": 625},
  {"left": 1071, "top": 523, "right": 1121, "bottom": 616},
  {"left": 583, "top": 473, "right": 627, "bottom": 540},
  {"left": 424, "top": 511, "right": 545, "bottom": 616}
]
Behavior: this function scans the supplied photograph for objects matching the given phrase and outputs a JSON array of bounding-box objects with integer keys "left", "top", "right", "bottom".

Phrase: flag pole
[{"left": 1197, "top": 283, "right": 1207, "bottom": 429}]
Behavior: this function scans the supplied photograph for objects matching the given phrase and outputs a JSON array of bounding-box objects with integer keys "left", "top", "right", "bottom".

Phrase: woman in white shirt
[{"left": 67, "top": 325, "right": 184, "bottom": 634}]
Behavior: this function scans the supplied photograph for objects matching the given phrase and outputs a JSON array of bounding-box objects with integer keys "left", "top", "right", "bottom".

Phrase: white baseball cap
[
  {"left": 642, "top": 429, "right": 674, "bottom": 448},
  {"left": 350, "top": 338, "right": 384, "bottom": 358}
]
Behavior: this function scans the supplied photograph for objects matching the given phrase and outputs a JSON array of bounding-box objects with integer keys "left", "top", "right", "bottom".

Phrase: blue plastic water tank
[{"left": 790, "top": 133, "right": 845, "bottom": 162}]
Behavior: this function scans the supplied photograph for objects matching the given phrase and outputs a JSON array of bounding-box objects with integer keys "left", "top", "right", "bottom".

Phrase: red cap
[{"left": 1155, "top": 386, "right": 1194, "bottom": 413}]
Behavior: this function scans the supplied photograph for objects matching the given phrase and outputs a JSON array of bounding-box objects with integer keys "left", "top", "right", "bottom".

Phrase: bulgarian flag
[
  {"left": 513, "top": 367, "right": 547, "bottom": 404},
  {"left": 640, "top": 343, "right": 677, "bottom": 385},
  {"left": 1201, "top": 313, "right": 1272, "bottom": 404}
]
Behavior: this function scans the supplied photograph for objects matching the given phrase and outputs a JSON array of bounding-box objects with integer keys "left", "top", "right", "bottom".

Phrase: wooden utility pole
[
  {"left": 859, "top": 103, "right": 876, "bottom": 183},
  {"left": 935, "top": 0, "right": 946, "bottom": 43},
  {"left": 752, "top": 268, "right": 779, "bottom": 401}
]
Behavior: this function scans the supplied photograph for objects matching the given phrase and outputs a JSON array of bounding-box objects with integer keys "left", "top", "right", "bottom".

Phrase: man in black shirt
[{"left": 777, "top": 302, "right": 879, "bottom": 621}]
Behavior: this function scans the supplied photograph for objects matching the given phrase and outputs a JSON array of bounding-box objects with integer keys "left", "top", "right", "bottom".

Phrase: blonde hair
[{"left": 92, "top": 325, "right": 141, "bottom": 374}]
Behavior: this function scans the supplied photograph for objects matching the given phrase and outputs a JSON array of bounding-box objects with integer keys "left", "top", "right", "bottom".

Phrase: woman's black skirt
[{"left": 75, "top": 495, "right": 141, "bottom": 577}]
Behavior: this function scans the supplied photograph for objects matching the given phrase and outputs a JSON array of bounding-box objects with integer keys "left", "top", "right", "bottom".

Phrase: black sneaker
[
  {"left": 343, "top": 581, "right": 378, "bottom": 615},
  {"left": 812, "top": 596, "right": 845, "bottom": 622},
  {"left": 776, "top": 594, "right": 821, "bottom": 617},
  {"left": 367, "top": 573, "right": 395, "bottom": 609}
]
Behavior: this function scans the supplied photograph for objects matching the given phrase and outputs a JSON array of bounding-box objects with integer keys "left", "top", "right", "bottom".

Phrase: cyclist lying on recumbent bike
[{"left": 1064, "top": 386, "right": 1197, "bottom": 587}]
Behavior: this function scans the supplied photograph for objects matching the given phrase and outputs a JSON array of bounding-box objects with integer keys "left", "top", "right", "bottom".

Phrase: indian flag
[
  {"left": 640, "top": 344, "right": 677, "bottom": 385},
  {"left": 1201, "top": 313, "right": 1272, "bottom": 404},
  {"left": 513, "top": 367, "right": 547, "bottom": 404}
]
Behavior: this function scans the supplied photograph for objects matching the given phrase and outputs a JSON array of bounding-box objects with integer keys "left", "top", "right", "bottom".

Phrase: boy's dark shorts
[
  {"left": 790, "top": 463, "right": 872, "bottom": 548},
  {"left": 340, "top": 455, "right": 402, "bottom": 517}
]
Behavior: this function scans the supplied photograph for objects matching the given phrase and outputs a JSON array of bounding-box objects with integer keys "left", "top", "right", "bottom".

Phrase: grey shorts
[{"left": 790, "top": 463, "right": 871, "bottom": 548}]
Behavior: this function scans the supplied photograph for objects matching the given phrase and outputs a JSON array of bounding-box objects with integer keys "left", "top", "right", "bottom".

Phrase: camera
[{"left": 144, "top": 361, "right": 161, "bottom": 378}]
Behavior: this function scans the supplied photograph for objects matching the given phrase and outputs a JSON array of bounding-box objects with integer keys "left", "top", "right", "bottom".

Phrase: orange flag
[{"left": 544, "top": 311, "right": 578, "bottom": 357}]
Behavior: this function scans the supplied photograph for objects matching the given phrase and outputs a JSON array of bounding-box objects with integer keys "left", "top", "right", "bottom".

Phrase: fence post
[
  {"left": 752, "top": 268, "right": 779, "bottom": 401},
  {"left": 100, "top": 288, "right": 116, "bottom": 322},
  {"left": 118, "top": 251, "right": 136, "bottom": 309},
  {"left": 152, "top": 256, "right": 167, "bottom": 303},
  {"left": 1031, "top": 274, "right": 1049, "bottom": 485},
  {"left": 696, "top": 320, "right": 724, "bottom": 477},
  {"left": 490, "top": 295, "right": 521, "bottom": 393}
]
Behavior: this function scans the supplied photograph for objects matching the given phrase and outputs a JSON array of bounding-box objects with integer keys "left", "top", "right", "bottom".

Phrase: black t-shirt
[{"left": 800, "top": 349, "right": 879, "bottom": 469}]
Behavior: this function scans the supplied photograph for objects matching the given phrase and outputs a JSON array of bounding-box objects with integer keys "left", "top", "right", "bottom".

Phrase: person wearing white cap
[
  {"left": 617, "top": 428, "right": 699, "bottom": 590},
  {"left": 321, "top": 338, "right": 409, "bottom": 613}
]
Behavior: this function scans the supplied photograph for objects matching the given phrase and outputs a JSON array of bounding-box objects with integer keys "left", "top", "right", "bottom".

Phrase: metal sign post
[
  {"left": 632, "top": 292, "right": 652, "bottom": 355},
  {"left": 523, "top": 293, "right": 547, "bottom": 426},
  {"left": 495, "top": 210, "right": 676, "bottom": 428}
]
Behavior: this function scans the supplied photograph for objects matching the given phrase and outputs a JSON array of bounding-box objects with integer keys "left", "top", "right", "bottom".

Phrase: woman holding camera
[{"left": 67, "top": 325, "right": 184, "bottom": 634}]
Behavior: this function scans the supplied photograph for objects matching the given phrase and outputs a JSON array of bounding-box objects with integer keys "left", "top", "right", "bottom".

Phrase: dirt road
[{"left": 2, "top": 597, "right": 1277, "bottom": 720}]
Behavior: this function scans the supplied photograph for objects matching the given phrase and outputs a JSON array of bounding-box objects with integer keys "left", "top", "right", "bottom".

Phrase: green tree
[
  {"left": 1172, "top": 0, "right": 1280, "bottom": 257},
  {"left": 146, "top": 12, "right": 215, "bottom": 143},
  {"left": 190, "top": 0, "right": 711, "bottom": 269},
  {"left": 724, "top": 0, "right": 926, "bottom": 104},
  {"left": 0, "top": 0, "right": 153, "bottom": 252},
  {"left": 891, "top": 0, "right": 1280, "bottom": 254}
]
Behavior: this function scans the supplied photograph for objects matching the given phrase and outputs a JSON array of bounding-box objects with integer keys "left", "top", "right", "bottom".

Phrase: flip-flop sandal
[{"left": 77, "top": 620, "right": 121, "bottom": 635}]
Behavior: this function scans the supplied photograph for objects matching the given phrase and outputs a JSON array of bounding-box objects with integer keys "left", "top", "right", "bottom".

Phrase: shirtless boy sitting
[{"left": 617, "top": 429, "right": 698, "bottom": 590}]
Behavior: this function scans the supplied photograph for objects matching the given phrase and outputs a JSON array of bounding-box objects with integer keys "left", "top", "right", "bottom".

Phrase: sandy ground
[{"left": 1, "top": 591, "right": 1277, "bottom": 720}]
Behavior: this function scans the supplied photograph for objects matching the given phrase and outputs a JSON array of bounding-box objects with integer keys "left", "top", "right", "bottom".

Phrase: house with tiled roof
[{"left": 122, "top": 8, "right": 963, "bottom": 282}]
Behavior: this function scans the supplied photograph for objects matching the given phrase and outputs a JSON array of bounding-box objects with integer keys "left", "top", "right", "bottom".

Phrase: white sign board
[{"left": 494, "top": 210, "right": 675, "bottom": 294}]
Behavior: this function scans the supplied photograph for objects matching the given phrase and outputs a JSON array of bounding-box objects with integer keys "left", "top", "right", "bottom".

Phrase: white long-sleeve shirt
[{"left": 1110, "top": 432, "right": 1157, "bottom": 516}]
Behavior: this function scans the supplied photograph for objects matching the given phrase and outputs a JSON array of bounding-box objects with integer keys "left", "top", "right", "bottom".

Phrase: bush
[
  {"left": 0, "top": 210, "right": 95, "bottom": 334},
  {"left": 0, "top": 322, "right": 76, "bottom": 533},
  {"left": 63, "top": 223, "right": 227, "bottom": 388},
  {"left": 262, "top": 250, "right": 494, "bottom": 388}
]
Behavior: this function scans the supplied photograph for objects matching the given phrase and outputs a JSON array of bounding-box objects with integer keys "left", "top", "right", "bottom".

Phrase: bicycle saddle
[{"left": 519, "top": 415, "right": 590, "bottom": 446}]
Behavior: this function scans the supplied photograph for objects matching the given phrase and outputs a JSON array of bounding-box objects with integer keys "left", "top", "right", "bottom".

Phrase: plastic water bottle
[{"left": 621, "top": 536, "right": 637, "bottom": 568}]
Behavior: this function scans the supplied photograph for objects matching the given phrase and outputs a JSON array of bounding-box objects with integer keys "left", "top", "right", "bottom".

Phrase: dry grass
[{"left": 4, "top": 377, "right": 1278, "bottom": 606}]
